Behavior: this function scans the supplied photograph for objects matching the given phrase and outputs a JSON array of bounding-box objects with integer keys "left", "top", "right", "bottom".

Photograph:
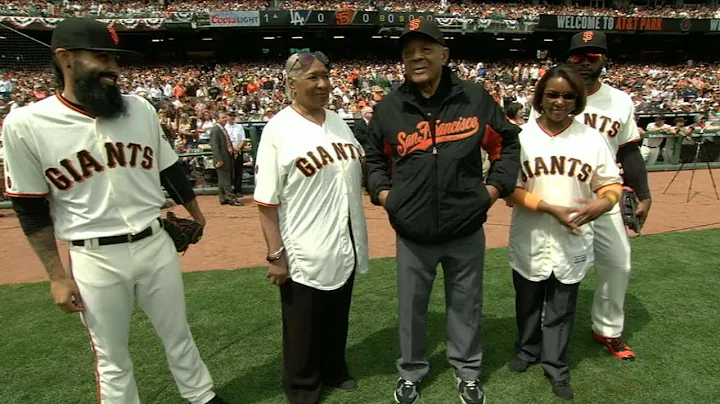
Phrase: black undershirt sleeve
[
  {"left": 160, "top": 161, "right": 196, "bottom": 205},
  {"left": 11, "top": 197, "right": 53, "bottom": 235},
  {"left": 617, "top": 141, "right": 651, "bottom": 200}
]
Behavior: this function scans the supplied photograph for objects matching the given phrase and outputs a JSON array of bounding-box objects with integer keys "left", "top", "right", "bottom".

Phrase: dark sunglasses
[
  {"left": 289, "top": 51, "right": 329, "bottom": 72},
  {"left": 544, "top": 91, "right": 578, "bottom": 100},
  {"left": 568, "top": 53, "right": 603, "bottom": 64}
]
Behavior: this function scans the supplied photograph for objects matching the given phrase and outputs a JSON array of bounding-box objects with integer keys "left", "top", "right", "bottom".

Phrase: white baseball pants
[
  {"left": 69, "top": 220, "right": 216, "bottom": 404},
  {"left": 640, "top": 145, "right": 660, "bottom": 166},
  {"left": 591, "top": 205, "right": 632, "bottom": 338}
]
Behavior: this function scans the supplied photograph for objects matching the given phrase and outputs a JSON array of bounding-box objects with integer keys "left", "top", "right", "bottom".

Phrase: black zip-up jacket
[{"left": 363, "top": 67, "right": 521, "bottom": 245}]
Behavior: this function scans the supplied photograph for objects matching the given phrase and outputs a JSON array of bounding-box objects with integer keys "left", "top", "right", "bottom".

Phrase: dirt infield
[{"left": 1, "top": 170, "right": 719, "bottom": 285}]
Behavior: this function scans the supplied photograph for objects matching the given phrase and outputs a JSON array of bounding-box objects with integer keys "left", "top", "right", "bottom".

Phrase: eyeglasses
[
  {"left": 288, "top": 51, "right": 329, "bottom": 73},
  {"left": 544, "top": 91, "right": 578, "bottom": 100},
  {"left": 568, "top": 53, "right": 603, "bottom": 64}
]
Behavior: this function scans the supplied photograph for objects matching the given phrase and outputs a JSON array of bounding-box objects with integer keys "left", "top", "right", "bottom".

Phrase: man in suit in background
[
  {"left": 353, "top": 106, "right": 373, "bottom": 145},
  {"left": 210, "top": 112, "right": 242, "bottom": 206}
]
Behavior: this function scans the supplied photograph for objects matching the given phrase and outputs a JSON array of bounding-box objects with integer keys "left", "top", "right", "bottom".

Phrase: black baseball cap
[
  {"left": 51, "top": 17, "right": 139, "bottom": 54},
  {"left": 398, "top": 18, "right": 446, "bottom": 49},
  {"left": 567, "top": 30, "right": 608, "bottom": 55}
]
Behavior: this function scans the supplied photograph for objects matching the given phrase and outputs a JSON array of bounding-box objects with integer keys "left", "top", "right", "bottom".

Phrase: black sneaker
[
  {"left": 551, "top": 380, "right": 574, "bottom": 400},
  {"left": 393, "top": 378, "right": 420, "bottom": 404},
  {"left": 456, "top": 377, "right": 486, "bottom": 404},
  {"left": 508, "top": 356, "right": 534, "bottom": 373}
]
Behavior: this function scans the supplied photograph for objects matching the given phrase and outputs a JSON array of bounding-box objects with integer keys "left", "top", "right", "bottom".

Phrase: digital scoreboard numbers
[
  {"left": 259, "top": 10, "right": 432, "bottom": 27},
  {"left": 260, "top": 10, "right": 291, "bottom": 26},
  {"left": 379, "top": 11, "right": 434, "bottom": 26}
]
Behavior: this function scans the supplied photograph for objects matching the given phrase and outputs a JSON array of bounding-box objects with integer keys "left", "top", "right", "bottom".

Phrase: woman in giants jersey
[
  {"left": 504, "top": 65, "right": 623, "bottom": 400},
  {"left": 252, "top": 51, "right": 369, "bottom": 404}
]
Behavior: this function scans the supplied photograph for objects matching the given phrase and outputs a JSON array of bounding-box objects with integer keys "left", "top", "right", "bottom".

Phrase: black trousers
[
  {"left": 280, "top": 271, "right": 356, "bottom": 404},
  {"left": 513, "top": 270, "right": 580, "bottom": 382},
  {"left": 233, "top": 151, "right": 244, "bottom": 195}
]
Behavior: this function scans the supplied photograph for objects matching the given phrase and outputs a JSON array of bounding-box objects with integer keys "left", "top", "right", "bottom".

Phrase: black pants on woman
[
  {"left": 513, "top": 270, "right": 580, "bottom": 382},
  {"left": 280, "top": 271, "right": 356, "bottom": 404}
]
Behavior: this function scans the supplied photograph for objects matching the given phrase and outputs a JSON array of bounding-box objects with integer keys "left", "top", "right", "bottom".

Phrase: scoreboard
[{"left": 257, "top": 10, "right": 433, "bottom": 27}]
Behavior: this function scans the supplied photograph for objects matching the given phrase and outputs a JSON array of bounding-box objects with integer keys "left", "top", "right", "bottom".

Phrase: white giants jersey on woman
[
  {"left": 253, "top": 107, "right": 369, "bottom": 291},
  {"left": 528, "top": 83, "right": 641, "bottom": 157},
  {"left": 2, "top": 94, "right": 178, "bottom": 241},
  {"left": 509, "top": 120, "right": 622, "bottom": 284}
]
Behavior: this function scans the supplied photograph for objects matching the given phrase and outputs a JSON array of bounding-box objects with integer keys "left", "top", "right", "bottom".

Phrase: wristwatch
[{"left": 266, "top": 246, "right": 285, "bottom": 262}]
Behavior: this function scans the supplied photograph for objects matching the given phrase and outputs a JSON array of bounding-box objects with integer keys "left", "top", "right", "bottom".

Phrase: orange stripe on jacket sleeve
[
  {"left": 253, "top": 199, "right": 280, "bottom": 208},
  {"left": 4, "top": 191, "right": 49, "bottom": 198},
  {"left": 481, "top": 124, "right": 502, "bottom": 162}
]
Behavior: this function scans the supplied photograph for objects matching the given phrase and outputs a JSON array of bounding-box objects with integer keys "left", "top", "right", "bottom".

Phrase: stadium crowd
[{"left": 1, "top": 0, "right": 720, "bottom": 19}]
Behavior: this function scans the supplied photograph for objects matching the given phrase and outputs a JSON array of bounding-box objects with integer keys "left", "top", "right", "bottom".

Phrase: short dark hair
[
  {"left": 505, "top": 102, "right": 524, "bottom": 120},
  {"left": 531, "top": 64, "right": 587, "bottom": 116}
]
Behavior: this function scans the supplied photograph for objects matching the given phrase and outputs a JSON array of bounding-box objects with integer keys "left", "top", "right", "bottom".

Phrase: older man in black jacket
[
  {"left": 209, "top": 112, "right": 242, "bottom": 206},
  {"left": 362, "top": 19, "right": 521, "bottom": 404}
]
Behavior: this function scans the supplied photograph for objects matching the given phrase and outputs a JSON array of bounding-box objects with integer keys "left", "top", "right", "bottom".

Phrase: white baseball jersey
[
  {"left": 508, "top": 119, "right": 622, "bottom": 284},
  {"left": 253, "top": 106, "right": 369, "bottom": 291},
  {"left": 644, "top": 122, "right": 672, "bottom": 147},
  {"left": 2, "top": 94, "right": 177, "bottom": 241},
  {"left": 528, "top": 83, "right": 641, "bottom": 157}
]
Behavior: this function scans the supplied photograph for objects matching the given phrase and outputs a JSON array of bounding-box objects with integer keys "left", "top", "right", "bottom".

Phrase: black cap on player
[
  {"left": 568, "top": 30, "right": 608, "bottom": 55},
  {"left": 51, "top": 17, "right": 139, "bottom": 55},
  {"left": 398, "top": 18, "right": 446, "bottom": 50}
]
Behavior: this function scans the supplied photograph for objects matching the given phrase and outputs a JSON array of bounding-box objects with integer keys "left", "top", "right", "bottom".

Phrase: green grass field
[{"left": 2, "top": 229, "right": 720, "bottom": 404}]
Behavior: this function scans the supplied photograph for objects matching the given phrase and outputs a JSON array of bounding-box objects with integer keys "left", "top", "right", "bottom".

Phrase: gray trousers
[
  {"left": 216, "top": 165, "right": 234, "bottom": 204},
  {"left": 396, "top": 228, "right": 485, "bottom": 382},
  {"left": 513, "top": 271, "right": 580, "bottom": 382}
]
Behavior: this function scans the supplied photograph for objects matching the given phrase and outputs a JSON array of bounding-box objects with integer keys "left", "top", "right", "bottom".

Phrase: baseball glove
[
  {"left": 161, "top": 212, "right": 203, "bottom": 253},
  {"left": 620, "top": 186, "right": 641, "bottom": 234}
]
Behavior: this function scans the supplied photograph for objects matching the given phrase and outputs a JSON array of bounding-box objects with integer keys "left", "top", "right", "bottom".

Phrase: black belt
[{"left": 71, "top": 223, "right": 156, "bottom": 247}]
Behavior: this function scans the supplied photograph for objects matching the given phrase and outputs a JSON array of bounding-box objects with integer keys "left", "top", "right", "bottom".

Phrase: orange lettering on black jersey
[{"left": 396, "top": 116, "right": 480, "bottom": 157}]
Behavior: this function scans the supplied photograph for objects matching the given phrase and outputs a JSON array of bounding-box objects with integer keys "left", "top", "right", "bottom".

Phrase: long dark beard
[{"left": 73, "top": 67, "right": 127, "bottom": 119}]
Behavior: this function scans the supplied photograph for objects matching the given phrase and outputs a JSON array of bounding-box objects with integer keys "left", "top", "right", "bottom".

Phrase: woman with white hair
[{"left": 253, "top": 51, "right": 369, "bottom": 404}]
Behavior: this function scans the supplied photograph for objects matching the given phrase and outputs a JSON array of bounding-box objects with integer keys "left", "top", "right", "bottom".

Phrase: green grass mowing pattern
[{"left": 1, "top": 229, "right": 720, "bottom": 403}]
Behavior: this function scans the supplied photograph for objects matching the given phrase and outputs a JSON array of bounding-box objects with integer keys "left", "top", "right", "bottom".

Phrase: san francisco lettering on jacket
[
  {"left": 521, "top": 155, "right": 593, "bottom": 182},
  {"left": 396, "top": 116, "right": 480, "bottom": 157}
]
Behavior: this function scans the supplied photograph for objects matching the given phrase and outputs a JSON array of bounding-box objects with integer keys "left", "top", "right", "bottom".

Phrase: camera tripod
[{"left": 662, "top": 137, "right": 720, "bottom": 203}]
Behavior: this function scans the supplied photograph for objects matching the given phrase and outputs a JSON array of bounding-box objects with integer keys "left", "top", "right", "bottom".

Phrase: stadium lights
[
  {"left": 512, "top": 38, "right": 522, "bottom": 41},
  {"left": 263, "top": 36, "right": 275, "bottom": 40},
  {"left": 544, "top": 38, "right": 554, "bottom": 42},
  {"left": 448, "top": 36, "right": 455, "bottom": 40},
  {"left": 291, "top": 36, "right": 303, "bottom": 39},
  {"left": 390, "top": 36, "right": 400, "bottom": 39},
  {"left": 0, "top": 36, "right": 5, "bottom": 40},
  {"left": 510, "top": 49, "right": 520, "bottom": 52},
  {"left": 168, "top": 38, "right": 175, "bottom": 41},
  {"left": 151, "top": 39, "right": 163, "bottom": 42},
  {"left": 333, "top": 36, "right": 345, "bottom": 39},
  {"left": 371, "top": 36, "right": 382, "bottom": 39},
  {"left": 201, "top": 37, "right": 213, "bottom": 41},
  {"left": 496, "top": 37, "right": 505, "bottom": 41}
]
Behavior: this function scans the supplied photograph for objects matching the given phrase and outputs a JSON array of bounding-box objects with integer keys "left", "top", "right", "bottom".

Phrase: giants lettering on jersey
[
  {"left": 45, "top": 142, "right": 154, "bottom": 191},
  {"left": 295, "top": 142, "right": 363, "bottom": 177},
  {"left": 583, "top": 113, "right": 621, "bottom": 138},
  {"left": 520, "top": 156, "right": 593, "bottom": 182}
]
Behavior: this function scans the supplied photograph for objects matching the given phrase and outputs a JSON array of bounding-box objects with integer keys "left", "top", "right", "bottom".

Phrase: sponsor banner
[
  {"left": 537, "top": 15, "right": 716, "bottom": 32},
  {"left": 208, "top": 11, "right": 260, "bottom": 27}
]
